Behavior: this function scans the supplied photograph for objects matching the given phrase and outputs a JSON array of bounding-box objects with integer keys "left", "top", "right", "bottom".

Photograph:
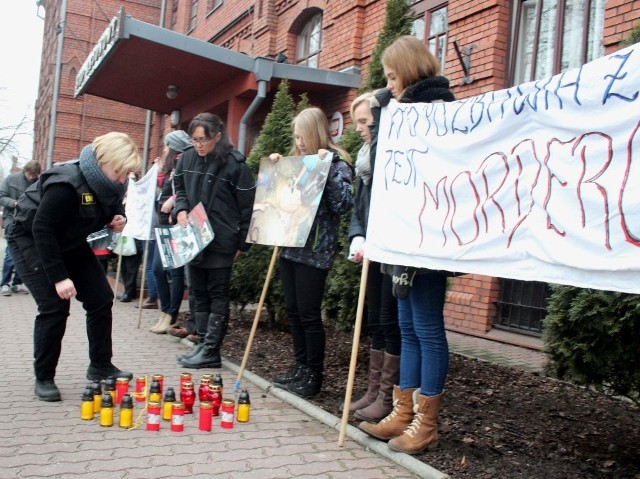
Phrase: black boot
[
  {"left": 176, "top": 343, "right": 203, "bottom": 361},
  {"left": 86, "top": 362, "right": 133, "bottom": 381},
  {"left": 176, "top": 312, "right": 209, "bottom": 362},
  {"left": 272, "top": 363, "right": 307, "bottom": 388},
  {"left": 286, "top": 368, "right": 323, "bottom": 398},
  {"left": 35, "top": 379, "right": 62, "bottom": 402},
  {"left": 178, "top": 313, "right": 227, "bottom": 369}
]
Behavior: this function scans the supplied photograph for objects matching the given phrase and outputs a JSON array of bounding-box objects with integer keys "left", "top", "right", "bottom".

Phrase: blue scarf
[{"left": 78, "top": 144, "right": 126, "bottom": 205}]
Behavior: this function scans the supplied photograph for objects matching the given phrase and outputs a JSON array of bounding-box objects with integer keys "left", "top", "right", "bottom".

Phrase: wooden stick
[
  {"left": 234, "top": 246, "right": 280, "bottom": 392},
  {"left": 136, "top": 240, "right": 150, "bottom": 329},
  {"left": 338, "top": 258, "right": 370, "bottom": 446}
]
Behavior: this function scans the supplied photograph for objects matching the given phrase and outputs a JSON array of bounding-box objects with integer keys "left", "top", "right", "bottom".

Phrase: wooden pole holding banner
[
  {"left": 338, "top": 258, "right": 370, "bottom": 446},
  {"left": 136, "top": 240, "right": 150, "bottom": 329},
  {"left": 234, "top": 246, "right": 280, "bottom": 393}
]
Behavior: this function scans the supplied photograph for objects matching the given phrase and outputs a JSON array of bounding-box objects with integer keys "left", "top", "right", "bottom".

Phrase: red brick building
[{"left": 33, "top": 0, "right": 640, "bottom": 342}]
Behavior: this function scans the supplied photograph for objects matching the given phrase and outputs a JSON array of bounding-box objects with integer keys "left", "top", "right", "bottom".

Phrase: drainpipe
[
  {"left": 141, "top": 0, "right": 168, "bottom": 174},
  {"left": 46, "top": 0, "right": 67, "bottom": 170},
  {"left": 237, "top": 79, "right": 267, "bottom": 156}
]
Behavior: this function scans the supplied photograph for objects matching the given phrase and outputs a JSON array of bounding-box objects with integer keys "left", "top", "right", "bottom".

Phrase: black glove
[{"left": 391, "top": 265, "right": 417, "bottom": 300}]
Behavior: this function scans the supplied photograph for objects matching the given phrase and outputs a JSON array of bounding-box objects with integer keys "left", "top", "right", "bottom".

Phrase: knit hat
[{"left": 165, "top": 130, "right": 191, "bottom": 152}]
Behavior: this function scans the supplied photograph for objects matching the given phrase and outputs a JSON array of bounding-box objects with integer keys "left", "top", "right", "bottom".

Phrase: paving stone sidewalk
[{"left": 0, "top": 239, "right": 546, "bottom": 479}]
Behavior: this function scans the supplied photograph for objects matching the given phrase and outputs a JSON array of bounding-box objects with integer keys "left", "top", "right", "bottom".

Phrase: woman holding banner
[
  {"left": 347, "top": 92, "right": 401, "bottom": 422},
  {"left": 357, "top": 35, "right": 456, "bottom": 455},
  {"left": 270, "top": 107, "right": 353, "bottom": 398},
  {"left": 173, "top": 113, "right": 255, "bottom": 370}
]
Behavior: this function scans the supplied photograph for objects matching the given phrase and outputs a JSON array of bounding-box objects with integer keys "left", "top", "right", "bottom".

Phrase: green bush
[
  {"left": 363, "top": 0, "right": 414, "bottom": 91},
  {"left": 544, "top": 285, "right": 640, "bottom": 402}
]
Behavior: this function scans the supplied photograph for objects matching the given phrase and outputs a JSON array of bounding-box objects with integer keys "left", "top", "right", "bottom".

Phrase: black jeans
[
  {"left": 9, "top": 237, "right": 114, "bottom": 381},
  {"left": 188, "top": 264, "right": 232, "bottom": 317},
  {"left": 366, "top": 261, "right": 401, "bottom": 355},
  {"left": 279, "top": 257, "right": 328, "bottom": 374}
]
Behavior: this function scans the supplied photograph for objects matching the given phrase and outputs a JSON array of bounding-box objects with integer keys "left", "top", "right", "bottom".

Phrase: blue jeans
[
  {"left": 153, "top": 242, "right": 185, "bottom": 316},
  {"left": 144, "top": 240, "right": 157, "bottom": 298},
  {"left": 1, "top": 245, "right": 22, "bottom": 287},
  {"left": 397, "top": 272, "right": 449, "bottom": 396}
]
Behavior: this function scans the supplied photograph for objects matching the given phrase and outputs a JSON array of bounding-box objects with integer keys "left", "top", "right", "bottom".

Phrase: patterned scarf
[
  {"left": 78, "top": 144, "right": 126, "bottom": 205},
  {"left": 355, "top": 143, "right": 372, "bottom": 185}
]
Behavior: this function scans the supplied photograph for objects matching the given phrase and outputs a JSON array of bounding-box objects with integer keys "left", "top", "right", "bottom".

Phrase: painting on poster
[{"left": 247, "top": 153, "right": 333, "bottom": 247}]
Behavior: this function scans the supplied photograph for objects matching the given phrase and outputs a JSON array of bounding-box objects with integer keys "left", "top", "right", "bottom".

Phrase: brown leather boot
[
  {"left": 388, "top": 390, "right": 443, "bottom": 454},
  {"left": 358, "top": 386, "right": 415, "bottom": 441},
  {"left": 349, "top": 349, "right": 384, "bottom": 412},
  {"left": 355, "top": 352, "right": 399, "bottom": 421}
]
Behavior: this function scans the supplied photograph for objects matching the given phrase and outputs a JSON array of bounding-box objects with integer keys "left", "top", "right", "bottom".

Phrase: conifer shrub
[{"left": 544, "top": 285, "right": 640, "bottom": 402}]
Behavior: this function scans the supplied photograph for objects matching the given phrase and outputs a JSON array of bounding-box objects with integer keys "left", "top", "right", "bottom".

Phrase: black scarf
[
  {"left": 78, "top": 144, "right": 127, "bottom": 205},
  {"left": 400, "top": 76, "right": 456, "bottom": 103}
]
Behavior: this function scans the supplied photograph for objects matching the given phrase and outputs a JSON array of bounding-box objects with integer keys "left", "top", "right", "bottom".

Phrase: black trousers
[
  {"left": 188, "top": 264, "right": 232, "bottom": 317},
  {"left": 278, "top": 257, "right": 328, "bottom": 373},
  {"left": 9, "top": 236, "right": 114, "bottom": 380},
  {"left": 366, "top": 261, "right": 401, "bottom": 355}
]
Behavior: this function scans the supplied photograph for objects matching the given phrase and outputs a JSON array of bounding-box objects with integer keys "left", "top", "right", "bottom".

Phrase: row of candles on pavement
[{"left": 80, "top": 372, "right": 251, "bottom": 431}]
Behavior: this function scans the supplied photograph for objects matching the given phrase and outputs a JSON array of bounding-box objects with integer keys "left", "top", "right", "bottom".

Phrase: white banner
[
  {"left": 122, "top": 164, "right": 158, "bottom": 240},
  {"left": 366, "top": 43, "right": 640, "bottom": 294}
]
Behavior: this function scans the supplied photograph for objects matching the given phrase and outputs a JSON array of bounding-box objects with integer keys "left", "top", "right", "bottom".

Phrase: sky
[{"left": 0, "top": 1, "right": 44, "bottom": 174}]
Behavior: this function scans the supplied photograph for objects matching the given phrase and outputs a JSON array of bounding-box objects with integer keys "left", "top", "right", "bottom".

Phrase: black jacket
[
  {"left": 173, "top": 147, "right": 256, "bottom": 261},
  {"left": 10, "top": 161, "right": 125, "bottom": 283}
]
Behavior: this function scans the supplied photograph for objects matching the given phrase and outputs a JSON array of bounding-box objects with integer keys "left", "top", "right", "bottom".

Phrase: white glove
[{"left": 348, "top": 236, "right": 366, "bottom": 262}]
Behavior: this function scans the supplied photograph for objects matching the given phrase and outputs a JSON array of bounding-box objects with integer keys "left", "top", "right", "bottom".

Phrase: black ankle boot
[
  {"left": 286, "top": 369, "right": 323, "bottom": 398},
  {"left": 178, "top": 346, "right": 221, "bottom": 369},
  {"left": 272, "top": 363, "right": 306, "bottom": 387},
  {"left": 176, "top": 343, "right": 203, "bottom": 361},
  {"left": 86, "top": 362, "right": 133, "bottom": 381},
  {"left": 35, "top": 379, "right": 62, "bottom": 402}
]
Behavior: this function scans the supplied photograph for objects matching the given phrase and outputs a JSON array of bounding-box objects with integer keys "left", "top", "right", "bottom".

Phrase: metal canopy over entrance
[{"left": 75, "top": 8, "right": 361, "bottom": 117}]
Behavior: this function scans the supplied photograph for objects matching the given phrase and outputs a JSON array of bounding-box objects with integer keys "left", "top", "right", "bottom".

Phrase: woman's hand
[
  {"left": 160, "top": 197, "right": 174, "bottom": 214},
  {"left": 109, "top": 215, "right": 127, "bottom": 233},
  {"left": 318, "top": 149, "right": 329, "bottom": 160},
  {"left": 55, "top": 278, "right": 76, "bottom": 301},
  {"left": 177, "top": 210, "right": 188, "bottom": 227},
  {"left": 269, "top": 153, "right": 283, "bottom": 163}
]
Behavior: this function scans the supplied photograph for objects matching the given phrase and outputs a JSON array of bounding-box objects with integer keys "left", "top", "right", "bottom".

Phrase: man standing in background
[{"left": 0, "top": 160, "right": 42, "bottom": 296}]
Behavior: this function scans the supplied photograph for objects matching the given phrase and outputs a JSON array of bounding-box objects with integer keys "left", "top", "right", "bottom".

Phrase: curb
[{"left": 222, "top": 357, "right": 450, "bottom": 479}]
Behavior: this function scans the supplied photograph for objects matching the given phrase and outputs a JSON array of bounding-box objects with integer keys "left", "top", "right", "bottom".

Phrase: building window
[
  {"left": 170, "top": 0, "right": 178, "bottom": 30},
  {"left": 189, "top": 0, "right": 198, "bottom": 31},
  {"left": 296, "top": 14, "right": 322, "bottom": 68},
  {"left": 207, "top": 0, "right": 223, "bottom": 11},
  {"left": 411, "top": 1, "right": 448, "bottom": 74},
  {"left": 511, "top": 0, "right": 605, "bottom": 85}
]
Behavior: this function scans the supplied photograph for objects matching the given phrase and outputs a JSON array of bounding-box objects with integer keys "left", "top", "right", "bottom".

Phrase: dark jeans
[
  {"left": 153, "top": 242, "right": 185, "bottom": 316},
  {"left": 9, "top": 237, "right": 114, "bottom": 381},
  {"left": 188, "top": 264, "right": 232, "bottom": 317},
  {"left": 144, "top": 240, "right": 157, "bottom": 298},
  {"left": 1, "top": 244, "right": 22, "bottom": 286},
  {"left": 279, "top": 257, "right": 328, "bottom": 373},
  {"left": 397, "top": 272, "right": 449, "bottom": 396},
  {"left": 366, "top": 261, "right": 401, "bottom": 355}
]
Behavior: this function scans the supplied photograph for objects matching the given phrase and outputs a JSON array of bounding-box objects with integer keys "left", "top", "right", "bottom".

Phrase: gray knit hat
[{"left": 165, "top": 130, "right": 191, "bottom": 152}]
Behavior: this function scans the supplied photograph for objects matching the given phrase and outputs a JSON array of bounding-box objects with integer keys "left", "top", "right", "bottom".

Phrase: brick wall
[{"left": 34, "top": 0, "right": 640, "bottom": 337}]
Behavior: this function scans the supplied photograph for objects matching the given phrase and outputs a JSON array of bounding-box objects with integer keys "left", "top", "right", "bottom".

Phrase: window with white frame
[
  {"left": 189, "top": 0, "right": 198, "bottom": 31},
  {"left": 296, "top": 13, "right": 322, "bottom": 68},
  {"left": 511, "top": 0, "right": 605, "bottom": 85},
  {"left": 411, "top": 1, "right": 448, "bottom": 74},
  {"left": 170, "top": 0, "right": 178, "bottom": 30}
]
